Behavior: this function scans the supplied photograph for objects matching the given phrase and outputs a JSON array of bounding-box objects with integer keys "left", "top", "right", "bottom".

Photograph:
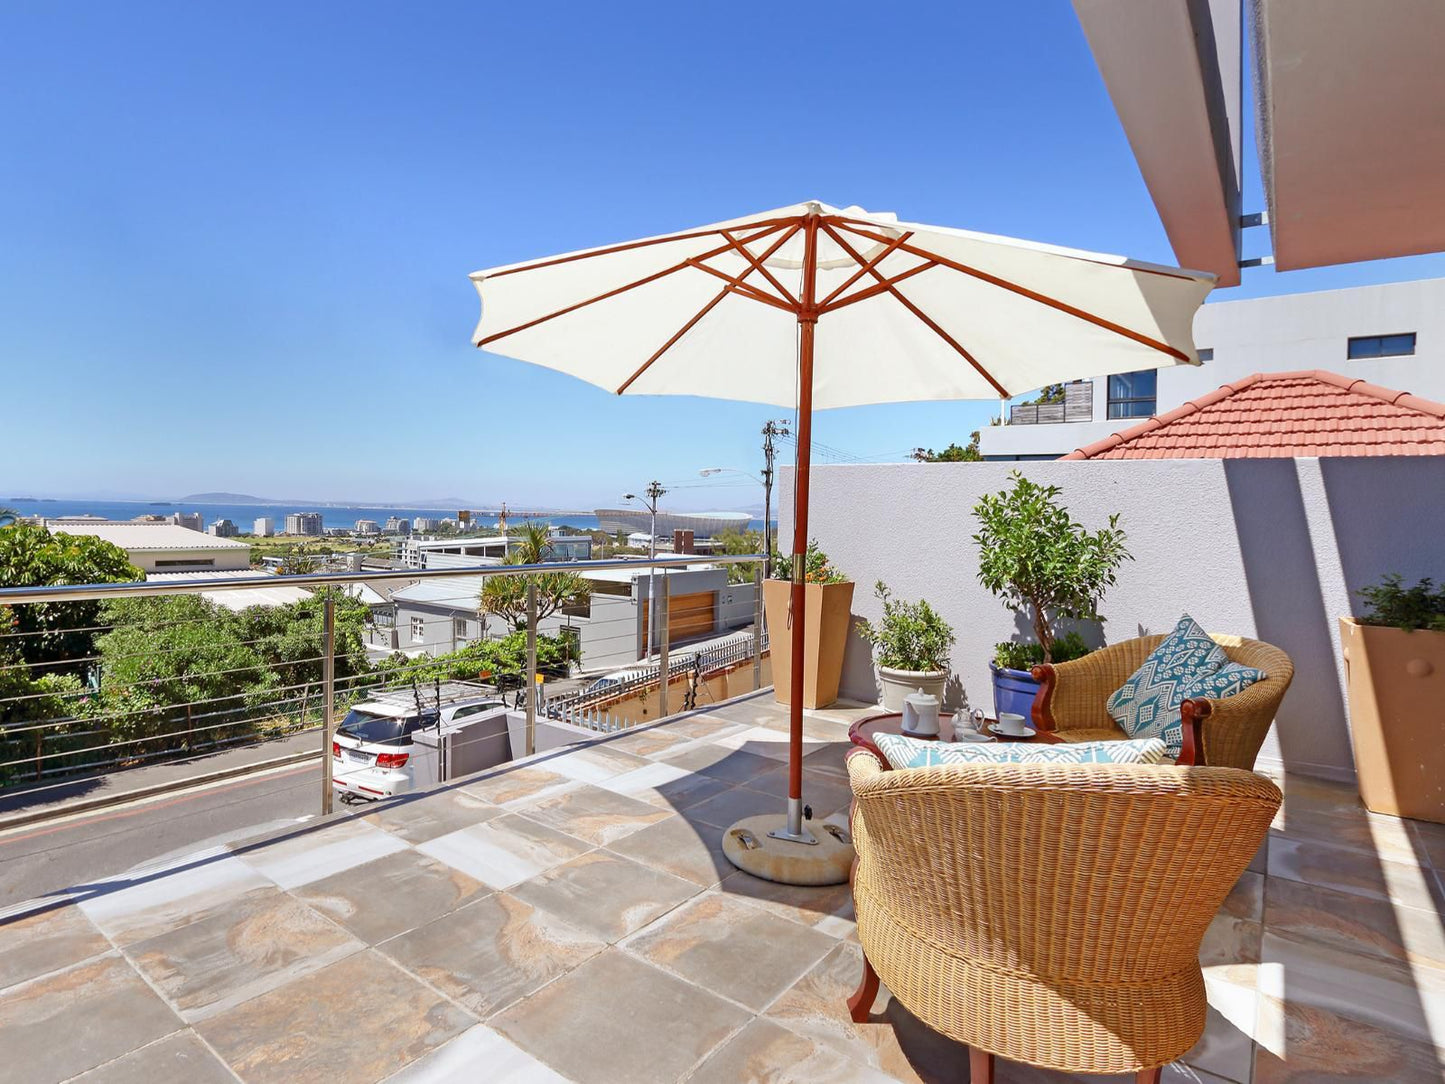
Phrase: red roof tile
[{"left": 1064, "top": 371, "right": 1445, "bottom": 460}]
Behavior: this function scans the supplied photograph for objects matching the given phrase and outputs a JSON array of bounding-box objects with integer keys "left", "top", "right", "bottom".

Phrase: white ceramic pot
[{"left": 877, "top": 665, "right": 948, "bottom": 712}]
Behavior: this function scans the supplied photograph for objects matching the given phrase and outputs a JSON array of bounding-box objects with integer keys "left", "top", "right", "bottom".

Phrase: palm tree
[
  {"left": 479, "top": 521, "right": 589, "bottom": 629},
  {"left": 0, "top": 508, "right": 20, "bottom": 529}
]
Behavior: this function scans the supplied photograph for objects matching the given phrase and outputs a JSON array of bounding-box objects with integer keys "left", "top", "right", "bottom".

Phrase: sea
[{"left": 7, "top": 497, "right": 768, "bottom": 534}]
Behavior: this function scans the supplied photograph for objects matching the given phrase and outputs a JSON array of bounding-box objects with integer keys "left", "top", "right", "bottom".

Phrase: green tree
[
  {"left": 972, "top": 472, "right": 1131, "bottom": 662},
  {"left": 0, "top": 508, "right": 20, "bottom": 528},
  {"left": 479, "top": 521, "right": 590, "bottom": 629},
  {"left": 912, "top": 431, "right": 981, "bottom": 462},
  {"left": 713, "top": 527, "right": 765, "bottom": 583}
]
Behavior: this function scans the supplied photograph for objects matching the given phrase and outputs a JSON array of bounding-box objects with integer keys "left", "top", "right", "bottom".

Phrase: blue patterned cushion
[
  {"left": 873, "top": 732, "right": 1168, "bottom": 770},
  {"left": 1107, "top": 614, "right": 1228, "bottom": 756},
  {"left": 1180, "top": 661, "right": 1266, "bottom": 703}
]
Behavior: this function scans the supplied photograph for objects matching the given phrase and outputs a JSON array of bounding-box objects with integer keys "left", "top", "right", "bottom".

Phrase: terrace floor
[{"left": 2, "top": 691, "right": 1443, "bottom": 1083}]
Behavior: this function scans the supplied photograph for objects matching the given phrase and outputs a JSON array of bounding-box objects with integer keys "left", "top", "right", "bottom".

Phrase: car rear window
[{"left": 338, "top": 710, "right": 408, "bottom": 744}]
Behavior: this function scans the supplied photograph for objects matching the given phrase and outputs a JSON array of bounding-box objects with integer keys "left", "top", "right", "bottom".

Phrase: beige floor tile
[
  {"left": 0, "top": 903, "right": 110, "bottom": 991},
  {"left": 1180, "top": 1002, "right": 1258, "bottom": 1084},
  {"left": 653, "top": 713, "right": 750, "bottom": 741},
  {"left": 1251, "top": 999, "right": 1444, "bottom": 1083},
  {"left": 595, "top": 724, "right": 693, "bottom": 758},
  {"left": 1264, "top": 875, "right": 1445, "bottom": 973},
  {"left": 682, "top": 784, "right": 793, "bottom": 830},
  {"left": 1271, "top": 804, "right": 1423, "bottom": 865},
  {"left": 416, "top": 812, "right": 591, "bottom": 889},
  {"left": 77, "top": 852, "right": 273, "bottom": 946},
  {"left": 1267, "top": 835, "right": 1439, "bottom": 911},
  {"left": 593, "top": 759, "right": 732, "bottom": 810},
  {"left": 383, "top": 1023, "right": 573, "bottom": 1083},
  {"left": 711, "top": 725, "right": 829, "bottom": 763},
  {"left": 459, "top": 764, "right": 573, "bottom": 808},
  {"left": 126, "top": 888, "right": 361, "bottom": 1022},
  {"left": 623, "top": 892, "right": 837, "bottom": 1011},
  {"left": 509, "top": 850, "right": 700, "bottom": 942},
  {"left": 293, "top": 848, "right": 488, "bottom": 943},
  {"left": 381, "top": 891, "right": 605, "bottom": 1018},
  {"left": 604, "top": 814, "right": 733, "bottom": 888},
  {"left": 234, "top": 817, "right": 410, "bottom": 890},
  {"left": 520, "top": 782, "right": 671, "bottom": 846},
  {"left": 537, "top": 743, "right": 653, "bottom": 784},
  {"left": 195, "top": 950, "right": 472, "bottom": 1084},
  {"left": 362, "top": 786, "right": 501, "bottom": 843},
  {"left": 71, "top": 1029, "right": 235, "bottom": 1083},
  {"left": 0, "top": 954, "right": 183, "bottom": 1082},
  {"left": 1407, "top": 816, "right": 1445, "bottom": 870},
  {"left": 491, "top": 949, "right": 750, "bottom": 1084},
  {"left": 687, "top": 1016, "right": 900, "bottom": 1083},
  {"left": 717, "top": 869, "right": 856, "bottom": 932}
]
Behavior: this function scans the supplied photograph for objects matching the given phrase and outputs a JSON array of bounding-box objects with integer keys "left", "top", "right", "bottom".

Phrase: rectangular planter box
[
  {"left": 1340, "top": 617, "right": 1445, "bottom": 823},
  {"left": 762, "top": 579, "right": 854, "bottom": 710}
]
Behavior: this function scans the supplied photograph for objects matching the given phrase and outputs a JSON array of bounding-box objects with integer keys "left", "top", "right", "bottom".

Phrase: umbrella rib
[
  {"left": 719, "top": 230, "right": 799, "bottom": 307},
  {"left": 820, "top": 222, "right": 1009, "bottom": 397},
  {"left": 481, "top": 216, "right": 798, "bottom": 280},
  {"left": 617, "top": 223, "right": 804, "bottom": 394},
  {"left": 820, "top": 259, "right": 938, "bottom": 313},
  {"left": 817, "top": 230, "right": 915, "bottom": 308},
  {"left": 476, "top": 222, "right": 789, "bottom": 348},
  {"left": 832, "top": 220, "right": 1190, "bottom": 362},
  {"left": 685, "top": 260, "right": 797, "bottom": 314}
]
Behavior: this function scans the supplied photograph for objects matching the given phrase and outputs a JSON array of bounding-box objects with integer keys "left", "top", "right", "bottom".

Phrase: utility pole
[{"left": 761, "top": 420, "right": 790, "bottom": 577}]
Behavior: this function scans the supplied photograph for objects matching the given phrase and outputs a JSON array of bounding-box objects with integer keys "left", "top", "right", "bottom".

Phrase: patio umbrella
[{"left": 470, "top": 201, "right": 1214, "bottom": 883}]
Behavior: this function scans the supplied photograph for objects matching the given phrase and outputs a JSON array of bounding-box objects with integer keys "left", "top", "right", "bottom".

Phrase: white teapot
[{"left": 900, "top": 688, "right": 941, "bottom": 738}]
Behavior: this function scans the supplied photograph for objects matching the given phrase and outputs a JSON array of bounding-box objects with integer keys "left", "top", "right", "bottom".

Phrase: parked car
[{"left": 332, "top": 683, "right": 506, "bottom": 801}]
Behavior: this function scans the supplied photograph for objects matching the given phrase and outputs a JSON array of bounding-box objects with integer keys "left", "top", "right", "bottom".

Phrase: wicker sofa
[
  {"left": 845, "top": 753, "right": 1281, "bottom": 1082},
  {"left": 1030, "top": 633, "right": 1293, "bottom": 769}
]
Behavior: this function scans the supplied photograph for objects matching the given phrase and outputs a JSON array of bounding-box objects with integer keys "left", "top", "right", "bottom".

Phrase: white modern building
[
  {"left": 383, "top": 516, "right": 412, "bottom": 536},
  {"left": 979, "top": 277, "right": 1445, "bottom": 460},
  {"left": 252, "top": 517, "right": 275, "bottom": 537},
  {"left": 413, "top": 517, "right": 442, "bottom": 532},
  {"left": 398, "top": 534, "right": 592, "bottom": 570},
  {"left": 355, "top": 519, "right": 380, "bottom": 535},
  {"left": 284, "top": 512, "right": 323, "bottom": 536},
  {"left": 45, "top": 522, "right": 251, "bottom": 574},
  {"left": 167, "top": 511, "right": 204, "bottom": 532},
  {"left": 207, "top": 518, "right": 239, "bottom": 538}
]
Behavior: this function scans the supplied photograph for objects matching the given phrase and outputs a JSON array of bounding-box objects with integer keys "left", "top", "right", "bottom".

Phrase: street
[{"left": 0, "top": 761, "right": 333, "bottom": 908}]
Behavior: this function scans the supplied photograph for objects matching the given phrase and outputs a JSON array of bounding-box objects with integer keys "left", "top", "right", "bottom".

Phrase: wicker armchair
[
  {"left": 1030, "top": 633, "right": 1293, "bottom": 769},
  {"left": 845, "top": 753, "right": 1281, "bottom": 1082}
]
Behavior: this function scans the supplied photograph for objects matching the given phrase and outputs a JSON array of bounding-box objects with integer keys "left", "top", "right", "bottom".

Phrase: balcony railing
[
  {"left": 0, "top": 553, "right": 767, "bottom": 811},
  {"left": 1008, "top": 380, "right": 1094, "bottom": 424}
]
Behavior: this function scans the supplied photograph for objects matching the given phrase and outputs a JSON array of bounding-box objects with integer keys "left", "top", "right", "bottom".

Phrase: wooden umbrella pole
[{"left": 775, "top": 210, "right": 820, "bottom": 845}]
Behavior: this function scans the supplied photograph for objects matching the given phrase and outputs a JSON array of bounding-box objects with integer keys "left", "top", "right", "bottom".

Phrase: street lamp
[{"left": 623, "top": 481, "right": 666, "bottom": 657}]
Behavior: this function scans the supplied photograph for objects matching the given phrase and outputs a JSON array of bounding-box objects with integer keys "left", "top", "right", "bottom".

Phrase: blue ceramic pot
[{"left": 989, "top": 661, "right": 1041, "bottom": 721}]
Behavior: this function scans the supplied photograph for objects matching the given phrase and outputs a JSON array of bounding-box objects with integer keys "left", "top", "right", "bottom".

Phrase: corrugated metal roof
[
  {"left": 389, "top": 577, "right": 485, "bottom": 608},
  {"left": 145, "top": 570, "right": 312, "bottom": 611},
  {"left": 48, "top": 523, "right": 250, "bottom": 551},
  {"left": 1064, "top": 370, "right": 1445, "bottom": 460}
]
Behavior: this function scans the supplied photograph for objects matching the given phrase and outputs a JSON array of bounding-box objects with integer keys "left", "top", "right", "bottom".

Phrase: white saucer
[
  {"left": 955, "top": 731, "right": 995, "bottom": 743},
  {"left": 992, "top": 725, "right": 1037, "bottom": 739}
]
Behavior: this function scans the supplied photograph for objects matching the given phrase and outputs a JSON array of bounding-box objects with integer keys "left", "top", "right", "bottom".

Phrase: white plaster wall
[{"left": 780, "top": 456, "right": 1445, "bottom": 782}]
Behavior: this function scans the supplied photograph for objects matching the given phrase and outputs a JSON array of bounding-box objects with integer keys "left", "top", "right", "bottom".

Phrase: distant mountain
[{"left": 178, "top": 492, "right": 271, "bottom": 504}]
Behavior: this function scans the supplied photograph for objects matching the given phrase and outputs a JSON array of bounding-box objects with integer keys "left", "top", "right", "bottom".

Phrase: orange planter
[
  {"left": 1340, "top": 617, "right": 1445, "bottom": 823},
  {"left": 763, "top": 579, "right": 855, "bottom": 710}
]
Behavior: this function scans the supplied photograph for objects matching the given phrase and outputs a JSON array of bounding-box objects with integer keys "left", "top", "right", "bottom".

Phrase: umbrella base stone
[{"left": 721, "top": 814, "right": 853, "bottom": 885}]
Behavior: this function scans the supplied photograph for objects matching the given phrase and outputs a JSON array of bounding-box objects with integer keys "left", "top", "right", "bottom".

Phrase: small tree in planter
[
  {"left": 1341, "top": 574, "right": 1445, "bottom": 822},
  {"left": 972, "top": 472, "right": 1130, "bottom": 717},
  {"left": 857, "top": 582, "right": 957, "bottom": 710},
  {"left": 762, "top": 541, "right": 853, "bottom": 710}
]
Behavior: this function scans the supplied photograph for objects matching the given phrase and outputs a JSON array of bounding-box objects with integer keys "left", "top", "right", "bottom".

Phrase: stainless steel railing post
[
  {"left": 525, "top": 583, "right": 537, "bottom": 757},
  {"left": 752, "top": 562, "right": 763, "bottom": 692},
  {"left": 657, "top": 573, "right": 670, "bottom": 718},
  {"left": 321, "top": 589, "right": 335, "bottom": 816}
]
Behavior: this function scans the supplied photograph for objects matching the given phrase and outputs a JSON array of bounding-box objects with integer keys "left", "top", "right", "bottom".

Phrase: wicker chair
[
  {"left": 845, "top": 753, "right": 1281, "bottom": 1082},
  {"left": 1030, "top": 633, "right": 1293, "bottom": 769}
]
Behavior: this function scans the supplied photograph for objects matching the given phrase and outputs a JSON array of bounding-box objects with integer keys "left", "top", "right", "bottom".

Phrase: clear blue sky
[{"left": 4, "top": 2, "right": 1442, "bottom": 509}]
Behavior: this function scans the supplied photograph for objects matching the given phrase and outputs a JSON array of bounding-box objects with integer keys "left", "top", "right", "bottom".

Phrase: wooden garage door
[{"left": 643, "top": 590, "right": 715, "bottom": 643}]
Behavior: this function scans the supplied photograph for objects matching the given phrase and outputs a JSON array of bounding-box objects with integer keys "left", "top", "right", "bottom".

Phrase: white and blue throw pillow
[
  {"left": 1106, "top": 614, "right": 1229, "bottom": 757},
  {"left": 873, "top": 732, "right": 1169, "bottom": 770},
  {"left": 1179, "top": 661, "right": 1266, "bottom": 703}
]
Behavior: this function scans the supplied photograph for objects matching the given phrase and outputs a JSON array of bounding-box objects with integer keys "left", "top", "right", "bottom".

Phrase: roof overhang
[
  {"left": 1073, "top": 0, "right": 1244, "bottom": 287},
  {"left": 1251, "top": 0, "right": 1445, "bottom": 270}
]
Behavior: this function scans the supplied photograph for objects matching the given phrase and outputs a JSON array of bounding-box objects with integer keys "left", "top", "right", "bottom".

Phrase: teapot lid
[{"left": 904, "top": 688, "right": 939, "bottom": 707}]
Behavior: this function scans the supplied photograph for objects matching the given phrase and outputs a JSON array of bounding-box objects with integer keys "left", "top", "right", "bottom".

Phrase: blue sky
[{"left": 4, "top": 2, "right": 1443, "bottom": 510}]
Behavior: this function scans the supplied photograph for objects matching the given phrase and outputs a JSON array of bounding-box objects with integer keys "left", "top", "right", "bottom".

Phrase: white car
[{"left": 332, "top": 685, "right": 506, "bottom": 801}]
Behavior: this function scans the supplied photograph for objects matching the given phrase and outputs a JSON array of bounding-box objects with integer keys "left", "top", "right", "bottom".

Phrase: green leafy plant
[
  {"left": 1357, "top": 575, "right": 1445, "bottom": 632},
  {"left": 771, "top": 540, "right": 848, "bottom": 585},
  {"left": 992, "top": 632, "right": 1090, "bottom": 672},
  {"left": 856, "top": 582, "right": 955, "bottom": 672},
  {"left": 972, "top": 471, "right": 1131, "bottom": 663}
]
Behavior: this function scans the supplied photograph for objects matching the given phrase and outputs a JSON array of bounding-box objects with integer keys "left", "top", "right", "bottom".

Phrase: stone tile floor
[{"left": 3, "top": 691, "right": 1444, "bottom": 1082}]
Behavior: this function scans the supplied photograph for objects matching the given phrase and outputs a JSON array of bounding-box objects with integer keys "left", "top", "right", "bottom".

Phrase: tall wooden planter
[
  {"left": 1340, "top": 617, "right": 1445, "bottom": 823},
  {"left": 763, "top": 579, "right": 855, "bottom": 710}
]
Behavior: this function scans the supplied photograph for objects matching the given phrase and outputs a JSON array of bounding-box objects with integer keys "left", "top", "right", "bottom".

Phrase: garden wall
[{"left": 779, "top": 456, "right": 1445, "bottom": 782}]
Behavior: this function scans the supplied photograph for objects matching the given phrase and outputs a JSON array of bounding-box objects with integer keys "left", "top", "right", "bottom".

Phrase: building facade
[
  {"left": 252, "top": 517, "right": 275, "bottom": 537},
  {"left": 979, "top": 277, "right": 1445, "bottom": 460},
  {"left": 284, "top": 512, "right": 323, "bottom": 536},
  {"left": 207, "top": 519, "right": 239, "bottom": 538},
  {"left": 45, "top": 522, "right": 251, "bottom": 574},
  {"left": 168, "top": 511, "right": 204, "bottom": 532}
]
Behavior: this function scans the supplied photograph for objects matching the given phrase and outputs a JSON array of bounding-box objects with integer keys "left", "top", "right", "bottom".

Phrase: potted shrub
[
  {"left": 972, "top": 472, "right": 1130, "bottom": 719},
  {"left": 857, "top": 582, "right": 956, "bottom": 711},
  {"left": 762, "top": 541, "right": 853, "bottom": 710},
  {"left": 1340, "top": 574, "right": 1445, "bottom": 823}
]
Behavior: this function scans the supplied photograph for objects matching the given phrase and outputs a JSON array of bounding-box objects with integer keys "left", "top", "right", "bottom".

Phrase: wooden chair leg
[
  {"left": 846, "top": 952, "right": 880, "bottom": 1023},
  {"left": 968, "top": 1047, "right": 994, "bottom": 1083},
  {"left": 1136, "top": 1069, "right": 1162, "bottom": 1084}
]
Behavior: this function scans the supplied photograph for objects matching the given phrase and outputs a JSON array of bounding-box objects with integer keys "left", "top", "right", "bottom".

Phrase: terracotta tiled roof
[{"left": 1063, "top": 370, "right": 1445, "bottom": 460}]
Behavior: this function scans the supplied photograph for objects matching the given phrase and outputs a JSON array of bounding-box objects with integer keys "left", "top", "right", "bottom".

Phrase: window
[
  {"left": 1107, "top": 370, "right": 1157, "bottom": 419},
  {"left": 453, "top": 617, "right": 468, "bottom": 640},
  {"left": 1348, "top": 333, "right": 1416, "bottom": 359},
  {"left": 410, "top": 616, "right": 425, "bottom": 643},
  {"left": 154, "top": 558, "right": 215, "bottom": 568},
  {"left": 1197, "top": 348, "right": 1214, "bottom": 362}
]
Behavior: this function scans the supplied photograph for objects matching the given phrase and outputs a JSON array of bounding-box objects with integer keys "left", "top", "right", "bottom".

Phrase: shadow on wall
[{"left": 1222, "top": 459, "right": 1352, "bottom": 780}]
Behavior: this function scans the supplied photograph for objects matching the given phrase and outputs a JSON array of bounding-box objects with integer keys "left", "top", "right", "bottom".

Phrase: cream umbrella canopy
[{"left": 471, "top": 201, "right": 1214, "bottom": 882}]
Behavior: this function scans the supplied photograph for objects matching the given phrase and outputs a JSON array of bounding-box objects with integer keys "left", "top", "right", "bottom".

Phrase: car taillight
[
  {"left": 332, "top": 741, "right": 340, "bottom": 758},
  {"left": 375, "top": 752, "right": 409, "bottom": 769}
]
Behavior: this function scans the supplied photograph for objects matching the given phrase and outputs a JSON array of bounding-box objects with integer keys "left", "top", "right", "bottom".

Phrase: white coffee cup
[{"left": 995, "top": 712, "right": 1029, "bottom": 736}]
